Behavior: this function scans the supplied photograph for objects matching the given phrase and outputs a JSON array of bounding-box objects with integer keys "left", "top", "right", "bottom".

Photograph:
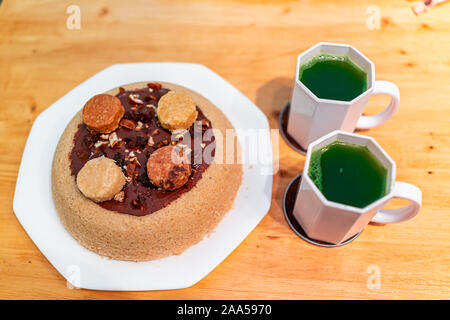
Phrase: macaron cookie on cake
[{"left": 52, "top": 82, "right": 242, "bottom": 261}]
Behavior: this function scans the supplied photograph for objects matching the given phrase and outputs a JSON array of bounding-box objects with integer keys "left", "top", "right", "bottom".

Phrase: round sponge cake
[{"left": 52, "top": 82, "right": 242, "bottom": 261}]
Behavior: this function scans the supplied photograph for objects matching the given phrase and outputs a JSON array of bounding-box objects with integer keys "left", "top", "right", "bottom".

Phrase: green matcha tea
[
  {"left": 299, "top": 54, "right": 367, "bottom": 101},
  {"left": 308, "top": 141, "right": 388, "bottom": 208}
]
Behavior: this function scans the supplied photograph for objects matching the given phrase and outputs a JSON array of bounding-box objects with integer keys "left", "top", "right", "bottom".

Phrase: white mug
[
  {"left": 287, "top": 42, "right": 400, "bottom": 150},
  {"left": 293, "top": 130, "right": 422, "bottom": 245}
]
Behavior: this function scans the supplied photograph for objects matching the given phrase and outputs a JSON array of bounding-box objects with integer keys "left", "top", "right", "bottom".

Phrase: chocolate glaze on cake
[{"left": 69, "top": 84, "right": 215, "bottom": 216}]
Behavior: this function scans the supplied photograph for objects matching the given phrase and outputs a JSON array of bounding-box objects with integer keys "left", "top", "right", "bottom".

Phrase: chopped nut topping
[
  {"left": 119, "top": 119, "right": 136, "bottom": 130},
  {"left": 114, "top": 191, "right": 125, "bottom": 202},
  {"left": 148, "top": 136, "right": 155, "bottom": 147},
  {"left": 108, "top": 132, "right": 121, "bottom": 148},
  {"left": 94, "top": 140, "right": 108, "bottom": 148},
  {"left": 129, "top": 157, "right": 141, "bottom": 167},
  {"left": 147, "top": 82, "right": 162, "bottom": 91},
  {"left": 129, "top": 94, "right": 144, "bottom": 105},
  {"left": 135, "top": 121, "right": 143, "bottom": 131},
  {"left": 100, "top": 134, "right": 109, "bottom": 140},
  {"left": 152, "top": 129, "right": 160, "bottom": 135},
  {"left": 146, "top": 104, "right": 157, "bottom": 111}
]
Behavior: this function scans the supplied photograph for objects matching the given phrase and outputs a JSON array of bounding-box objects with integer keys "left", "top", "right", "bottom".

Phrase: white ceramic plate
[{"left": 13, "top": 63, "right": 273, "bottom": 291}]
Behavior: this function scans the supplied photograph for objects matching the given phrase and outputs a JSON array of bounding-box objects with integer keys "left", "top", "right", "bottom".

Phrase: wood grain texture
[{"left": 0, "top": 0, "right": 449, "bottom": 299}]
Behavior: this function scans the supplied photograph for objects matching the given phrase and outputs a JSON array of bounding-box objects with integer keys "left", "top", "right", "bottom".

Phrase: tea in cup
[
  {"left": 288, "top": 42, "right": 400, "bottom": 150},
  {"left": 293, "top": 130, "right": 422, "bottom": 244}
]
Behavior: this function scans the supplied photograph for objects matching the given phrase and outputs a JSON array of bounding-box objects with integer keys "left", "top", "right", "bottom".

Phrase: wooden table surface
[{"left": 1, "top": 0, "right": 449, "bottom": 299}]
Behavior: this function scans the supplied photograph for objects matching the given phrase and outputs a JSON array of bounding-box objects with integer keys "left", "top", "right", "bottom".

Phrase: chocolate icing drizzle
[{"left": 69, "top": 84, "right": 215, "bottom": 216}]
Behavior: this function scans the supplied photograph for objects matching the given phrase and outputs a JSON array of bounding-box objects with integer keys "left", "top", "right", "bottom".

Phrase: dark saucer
[
  {"left": 283, "top": 173, "right": 361, "bottom": 247},
  {"left": 278, "top": 102, "right": 307, "bottom": 155}
]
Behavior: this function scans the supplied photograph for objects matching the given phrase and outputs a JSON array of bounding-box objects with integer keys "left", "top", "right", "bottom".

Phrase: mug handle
[
  {"left": 356, "top": 80, "right": 400, "bottom": 129},
  {"left": 371, "top": 182, "right": 422, "bottom": 223}
]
